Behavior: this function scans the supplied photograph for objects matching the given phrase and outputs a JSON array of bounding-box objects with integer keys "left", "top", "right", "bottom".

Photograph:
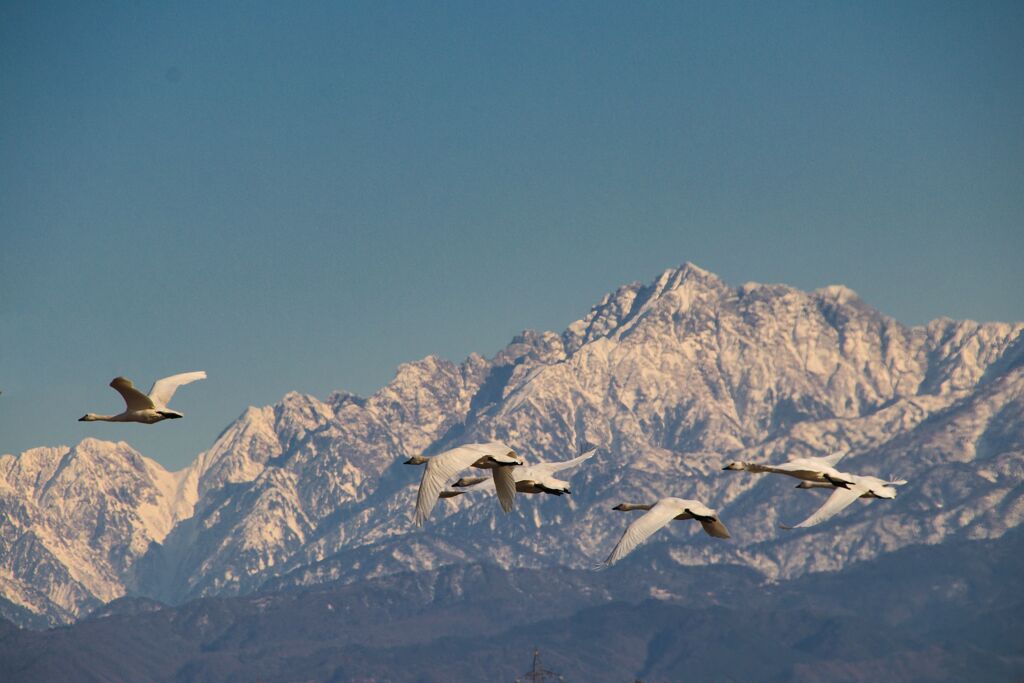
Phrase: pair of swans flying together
[
  {"left": 405, "top": 441, "right": 524, "bottom": 526},
  {"left": 441, "top": 448, "right": 598, "bottom": 498},
  {"left": 724, "top": 451, "right": 906, "bottom": 529},
  {"left": 79, "top": 371, "right": 207, "bottom": 424},
  {"left": 406, "top": 444, "right": 598, "bottom": 526}
]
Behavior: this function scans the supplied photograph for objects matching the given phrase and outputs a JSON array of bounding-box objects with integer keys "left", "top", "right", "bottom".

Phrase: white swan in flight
[
  {"left": 781, "top": 473, "right": 908, "bottom": 529},
  {"left": 404, "top": 441, "right": 523, "bottom": 526},
  {"left": 445, "top": 448, "right": 597, "bottom": 497},
  {"left": 599, "top": 497, "right": 730, "bottom": 567},
  {"left": 79, "top": 372, "right": 207, "bottom": 424},
  {"left": 723, "top": 451, "right": 855, "bottom": 486}
]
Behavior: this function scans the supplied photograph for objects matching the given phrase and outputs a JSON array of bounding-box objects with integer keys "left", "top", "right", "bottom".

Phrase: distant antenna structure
[{"left": 515, "top": 647, "right": 564, "bottom": 682}]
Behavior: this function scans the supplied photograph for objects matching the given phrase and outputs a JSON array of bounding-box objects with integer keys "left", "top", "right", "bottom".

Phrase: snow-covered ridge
[
  {"left": 0, "top": 439, "right": 198, "bottom": 620},
  {"left": 2, "top": 263, "right": 1022, "bottom": 627}
]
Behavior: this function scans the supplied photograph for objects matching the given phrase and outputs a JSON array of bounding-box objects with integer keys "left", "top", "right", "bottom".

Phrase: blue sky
[{"left": 2, "top": 1, "right": 1022, "bottom": 469}]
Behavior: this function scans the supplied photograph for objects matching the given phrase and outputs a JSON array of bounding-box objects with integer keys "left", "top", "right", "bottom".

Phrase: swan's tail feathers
[
  {"left": 823, "top": 473, "right": 854, "bottom": 489},
  {"left": 700, "top": 518, "right": 732, "bottom": 539},
  {"left": 888, "top": 476, "right": 908, "bottom": 486}
]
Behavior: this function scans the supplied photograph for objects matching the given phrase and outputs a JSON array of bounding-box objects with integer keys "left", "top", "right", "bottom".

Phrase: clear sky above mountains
[{"left": 2, "top": 1, "right": 1022, "bottom": 469}]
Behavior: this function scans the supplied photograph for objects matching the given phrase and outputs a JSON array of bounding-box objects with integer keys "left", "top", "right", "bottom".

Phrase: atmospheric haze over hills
[{"left": 0, "top": 263, "right": 1022, "bottom": 680}]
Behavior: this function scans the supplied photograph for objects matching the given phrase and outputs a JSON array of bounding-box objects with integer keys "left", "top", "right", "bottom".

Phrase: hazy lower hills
[{"left": 1, "top": 529, "right": 1020, "bottom": 682}]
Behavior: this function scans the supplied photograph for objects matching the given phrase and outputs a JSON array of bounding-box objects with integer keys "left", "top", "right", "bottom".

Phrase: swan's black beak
[
  {"left": 403, "top": 458, "right": 415, "bottom": 465},
  {"left": 78, "top": 415, "right": 88, "bottom": 422}
]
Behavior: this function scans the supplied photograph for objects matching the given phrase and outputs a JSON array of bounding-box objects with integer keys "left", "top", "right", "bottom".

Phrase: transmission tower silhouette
[{"left": 515, "top": 647, "right": 564, "bottom": 682}]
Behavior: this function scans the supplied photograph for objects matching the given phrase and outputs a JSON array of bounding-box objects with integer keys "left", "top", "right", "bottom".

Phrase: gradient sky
[{"left": 2, "top": 1, "right": 1022, "bottom": 470}]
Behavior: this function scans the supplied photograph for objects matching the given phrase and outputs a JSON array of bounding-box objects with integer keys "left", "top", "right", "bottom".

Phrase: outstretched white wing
[
  {"left": 602, "top": 499, "right": 685, "bottom": 566},
  {"left": 412, "top": 445, "right": 496, "bottom": 526},
  {"left": 816, "top": 451, "right": 849, "bottom": 467},
  {"left": 109, "top": 377, "right": 155, "bottom": 411},
  {"left": 460, "top": 441, "right": 517, "bottom": 459},
  {"left": 492, "top": 466, "right": 516, "bottom": 513},
  {"left": 530, "top": 448, "right": 598, "bottom": 476},
  {"left": 781, "top": 482, "right": 870, "bottom": 529},
  {"left": 148, "top": 371, "right": 206, "bottom": 407}
]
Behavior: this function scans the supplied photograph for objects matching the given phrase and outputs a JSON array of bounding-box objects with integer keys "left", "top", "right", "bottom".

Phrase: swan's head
[
  {"left": 438, "top": 490, "right": 464, "bottom": 499},
  {"left": 613, "top": 503, "right": 647, "bottom": 511},
  {"left": 723, "top": 462, "right": 745, "bottom": 471},
  {"left": 79, "top": 413, "right": 99, "bottom": 422},
  {"left": 403, "top": 454, "right": 429, "bottom": 466}
]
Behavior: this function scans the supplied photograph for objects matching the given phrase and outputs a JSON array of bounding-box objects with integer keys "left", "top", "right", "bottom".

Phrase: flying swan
[
  {"left": 780, "top": 473, "right": 907, "bottom": 529},
  {"left": 405, "top": 441, "right": 523, "bottom": 525},
  {"left": 599, "top": 497, "right": 730, "bottom": 567},
  {"left": 723, "top": 451, "right": 855, "bottom": 486},
  {"left": 79, "top": 372, "right": 207, "bottom": 424}
]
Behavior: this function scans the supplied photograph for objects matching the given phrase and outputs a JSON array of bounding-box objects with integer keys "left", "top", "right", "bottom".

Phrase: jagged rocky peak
[
  {"left": 194, "top": 405, "right": 282, "bottom": 497},
  {"left": 326, "top": 390, "right": 366, "bottom": 411},
  {"left": 0, "top": 437, "right": 197, "bottom": 624},
  {"left": 814, "top": 283, "right": 862, "bottom": 305},
  {"left": 493, "top": 330, "right": 567, "bottom": 368},
  {"left": 273, "top": 391, "right": 334, "bottom": 446},
  {"left": 563, "top": 263, "right": 730, "bottom": 351}
]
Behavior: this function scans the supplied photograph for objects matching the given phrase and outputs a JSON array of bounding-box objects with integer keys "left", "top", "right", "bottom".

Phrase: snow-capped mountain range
[{"left": 2, "top": 263, "right": 1022, "bottom": 628}]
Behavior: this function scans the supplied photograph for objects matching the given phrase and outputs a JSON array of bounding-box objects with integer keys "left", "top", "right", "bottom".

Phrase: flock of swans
[
  {"left": 76, "top": 372, "right": 907, "bottom": 567},
  {"left": 407, "top": 443, "right": 907, "bottom": 566}
]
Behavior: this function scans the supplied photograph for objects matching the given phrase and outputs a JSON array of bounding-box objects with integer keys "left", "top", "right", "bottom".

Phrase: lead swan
[
  {"left": 405, "top": 441, "right": 524, "bottom": 525},
  {"left": 781, "top": 473, "right": 908, "bottom": 529},
  {"left": 598, "top": 497, "right": 730, "bottom": 567},
  {"left": 79, "top": 372, "right": 207, "bottom": 424}
]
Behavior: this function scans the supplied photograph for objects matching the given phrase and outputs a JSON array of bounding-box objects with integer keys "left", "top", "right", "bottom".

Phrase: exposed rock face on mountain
[
  {"left": 2, "top": 263, "right": 1022, "bottom": 627},
  {"left": 0, "top": 440, "right": 196, "bottom": 625}
]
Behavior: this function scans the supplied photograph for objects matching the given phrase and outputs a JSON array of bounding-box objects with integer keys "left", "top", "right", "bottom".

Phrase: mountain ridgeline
[{"left": 2, "top": 263, "right": 1022, "bottom": 629}]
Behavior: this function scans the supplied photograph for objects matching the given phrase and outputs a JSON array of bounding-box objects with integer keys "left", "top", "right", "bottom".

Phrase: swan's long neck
[
  {"left": 614, "top": 503, "right": 653, "bottom": 511},
  {"left": 79, "top": 413, "right": 116, "bottom": 422},
  {"left": 725, "top": 462, "right": 771, "bottom": 473}
]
